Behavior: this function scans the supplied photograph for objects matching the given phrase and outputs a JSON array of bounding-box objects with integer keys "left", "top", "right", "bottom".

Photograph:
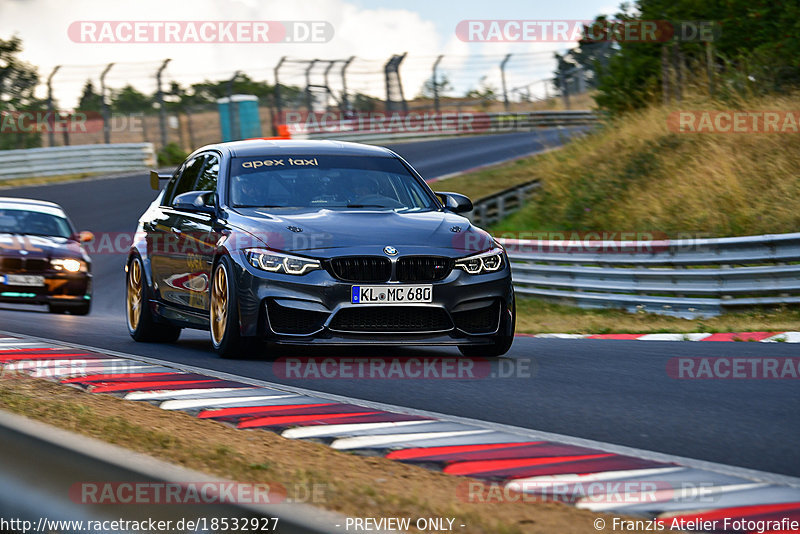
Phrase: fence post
[
  {"left": 273, "top": 56, "right": 286, "bottom": 132},
  {"left": 155, "top": 58, "right": 171, "bottom": 150},
  {"left": 46, "top": 65, "right": 61, "bottom": 147},
  {"left": 340, "top": 56, "right": 354, "bottom": 112},
  {"left": 384, "top": 53, "right": 408, "bottom": 112},
  {"left": 304, "top": 60, "right": 317, "bottom": 111},
  {"left": 99, "top": 62, "right": 115, "bottom": 144},
  {"left": 432, "top": 54, "right": 444, "bottom": 112},
  {"left": 500, "top": 53, "right": 511, "bottom": 112}
]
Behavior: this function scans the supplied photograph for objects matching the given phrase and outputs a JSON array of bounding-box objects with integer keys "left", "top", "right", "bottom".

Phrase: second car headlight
[
  {"left": 51, "top": 258, "right": 86, "bottom": 273},
  {"left": 454, "top": 247, "right": 505, "bottom": 274},
  {"left": 245, "top": 248, "right": 321, "bottom": 276}
]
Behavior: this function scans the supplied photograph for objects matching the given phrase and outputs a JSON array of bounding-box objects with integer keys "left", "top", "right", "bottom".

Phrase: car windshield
[
  {"left": 0, "top": 208, "right": 73, "bottom": 238},
  {"left": 229, "top": 155, "right": 437, "bottom": 212}
]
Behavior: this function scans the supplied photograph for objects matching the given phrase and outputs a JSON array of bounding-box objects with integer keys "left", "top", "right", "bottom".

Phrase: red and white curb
[
  {"left": 1, "top": 333, "right": 799, "bottom": 531},
  {"left": 520, "top": 332, "right": 800, "bottom": 342}
]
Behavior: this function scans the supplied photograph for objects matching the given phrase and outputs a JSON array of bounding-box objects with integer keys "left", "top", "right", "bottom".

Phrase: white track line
[
  {"left": 505, "top": 467, "right": 686, "bottom": 491},
  {"left": 331, "top": 430, "right": 492, "bottom": 450},
  {"left": 577, "top": 483, "right": 767, "bottom": 512},
  {"left": 282, "top": 420, "right": 436, "bottom": 439},
  {"left": 160, "top": 395, "right": 297, "bottom": 411},
  {"left": 125, "top": 388, "right": 253, "bottom": 400}
]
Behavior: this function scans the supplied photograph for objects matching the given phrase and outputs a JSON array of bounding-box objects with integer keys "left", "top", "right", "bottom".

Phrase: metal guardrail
[
  {"left": 498, "top": 232, "right": 800, "bottom": 318},
  {"left": 0, "top": 409, "right": 380, "bottom": 534},
  {"left": 466, "top": 180, "right": 540, "bottom": 227},
  {"left": 0, "top": 143, "right": 156, "bottom": 181},
  {"left": 293, "top": 110, "right": 600, "bottom": 144}
]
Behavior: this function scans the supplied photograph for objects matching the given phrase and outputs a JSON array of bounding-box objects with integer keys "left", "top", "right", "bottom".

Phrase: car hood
[
  {"left": 227, "top": 208, "right": 494, "bottom": 257},
  {"left": 0, "top": 233, "right": 87, "bottom": 261}
]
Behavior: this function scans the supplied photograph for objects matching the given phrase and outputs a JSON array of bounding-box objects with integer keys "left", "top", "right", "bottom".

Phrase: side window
[
  {"left": 165, "top": 156, "right": 204, "bottom": 205},
  {"left": 194, "top": 154, "right": 219, "bottom": 195}
]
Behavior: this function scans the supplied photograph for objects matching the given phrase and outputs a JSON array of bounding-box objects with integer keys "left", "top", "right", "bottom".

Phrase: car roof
[
  {"left": 194, "top": 139, "right": 398, "bottom": 158},
  {"left": 0, "top": 197, "right": 67, "bottom": 217}
]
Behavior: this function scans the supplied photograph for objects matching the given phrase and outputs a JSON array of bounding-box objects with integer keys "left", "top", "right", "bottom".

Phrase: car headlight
[
  {"left": 454, "top": 247, "right": 505, "bottom": 274},
  {"left": 245, "top": 248, "right": 321, "bottom": 276},
  {"left": 51, "top": 258, "right": 85, "bottom": 273}
]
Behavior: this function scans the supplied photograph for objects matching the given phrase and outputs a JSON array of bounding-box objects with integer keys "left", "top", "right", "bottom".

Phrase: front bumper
[
  {"left": 232, "top": 250, "right": 513, "bottom": 345},
  {"left": 0, "top": 272, "right": 92, "bottom": 307}
]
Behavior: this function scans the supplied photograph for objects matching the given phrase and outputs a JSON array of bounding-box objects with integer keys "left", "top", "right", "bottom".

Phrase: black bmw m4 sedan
[{"left": 126, "top": 139, "right": 515, "bottom": 358}]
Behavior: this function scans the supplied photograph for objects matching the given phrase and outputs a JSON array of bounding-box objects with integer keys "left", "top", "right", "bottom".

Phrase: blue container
[{"left": 217, "top": 95, "right": 262, "bottom": 141}]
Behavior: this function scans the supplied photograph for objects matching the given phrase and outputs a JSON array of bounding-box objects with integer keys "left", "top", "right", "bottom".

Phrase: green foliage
[
  {"left": 581, "top": 0, "right": 800, "bottom": 113},
  {"left": 0, "top": 35, "right": 42, "bottom": 150},
  {"left": 157, "top": 142, "right": 188, "bottom": 166},
  {"left": 78, "top": 81, "right": 103, "bottom": 112},
  {"left": 112, "top": 85, "right": 152, "bottom": 113}
]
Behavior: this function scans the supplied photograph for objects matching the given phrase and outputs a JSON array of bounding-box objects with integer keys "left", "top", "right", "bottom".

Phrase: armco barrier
[
  {"left": 0, "top": 143, "right": 156, "bottom": 181},
  {"left": 498, "top": 232, "right": 800, "bottom": 318},
  {"left": 467, "top": 180, "right": 540, "bottom": 227}
]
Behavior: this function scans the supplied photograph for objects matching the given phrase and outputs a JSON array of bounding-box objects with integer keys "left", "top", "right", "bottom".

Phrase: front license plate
[
  {"left": 2, "top": 274, "right": 45, "bottom": 287},
  {"left": 351, "top": 285, "right": 432, "bottom": 304}
]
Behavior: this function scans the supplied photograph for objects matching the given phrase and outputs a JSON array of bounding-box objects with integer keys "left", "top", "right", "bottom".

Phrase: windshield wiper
[
  {"left": 234, "top": 204, "right": 287, "bottom": 208},
  {"left": 346, "top": 204, "right": 389, "bottom": 208}
]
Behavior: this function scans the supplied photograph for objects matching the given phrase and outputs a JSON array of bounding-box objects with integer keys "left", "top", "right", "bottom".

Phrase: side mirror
[
  {"left": 172, "top": 191, "right": 216, "bottom": 215},
  {"left": 435, "top": 192, "right": 473, "bottom": 214},
  {"left": 78, "top": 231, "right": 94, "bottom": 243},
  {"left": 150, "top": 170, "right": 171, "bottom": 190}
]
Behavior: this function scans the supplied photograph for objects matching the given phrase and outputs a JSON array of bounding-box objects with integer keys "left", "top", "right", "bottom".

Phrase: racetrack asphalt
[{"left": 1, "top": 129, "right": 797, "bottom": 477}]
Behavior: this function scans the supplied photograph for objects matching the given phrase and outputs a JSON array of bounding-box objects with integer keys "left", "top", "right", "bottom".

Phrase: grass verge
[
  {"left": 516, "top": 297, "right": 800, "bottom": 335},
  {"left": 487, "top": 95, "right": 800, "bottom": 237},
  {"left": 0, "top": 172, "right": 101, "bottom": 189},
  {"left": 0, "top": 375, "right": 658, "bottom": 534}
]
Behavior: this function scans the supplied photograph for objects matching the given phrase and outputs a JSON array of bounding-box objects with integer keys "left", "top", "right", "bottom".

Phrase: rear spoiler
[{"left": 149, "top": 170, "right": 171, "bottom": 190}]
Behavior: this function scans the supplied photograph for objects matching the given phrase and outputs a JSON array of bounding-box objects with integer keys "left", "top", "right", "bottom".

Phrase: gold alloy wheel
[
  {"left": 210, "top": 264, "right": 228, "bottom": 346},
  {"left": 126, "top": 259, "right": 143, "bottom": 331}
]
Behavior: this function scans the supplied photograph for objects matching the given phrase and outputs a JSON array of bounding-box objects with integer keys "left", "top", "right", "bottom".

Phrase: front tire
[
  {"left": 126, "top": 255, "right": 181, "bottom": 343},
  {"left": 458, "top": 299, "right": 515, "bottom": 358},
  {"left": 210, "top": 256, "right": 262, "bottom": 359}
]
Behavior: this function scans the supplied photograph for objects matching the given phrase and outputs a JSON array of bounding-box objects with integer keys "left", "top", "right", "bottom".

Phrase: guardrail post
[{"left": 496, "top": 195, "right": 506, "bottom": 221}]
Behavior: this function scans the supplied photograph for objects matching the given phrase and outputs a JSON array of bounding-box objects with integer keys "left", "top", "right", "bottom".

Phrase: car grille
[
  {"left": 452, "top": 301, "right": 501, "bottom": 334},
  {"left": 396, "top": 256, "right": 453, "bottom": 282},
  {"left": 267, "top": 301, "right": 328, "bottom": 335},
  {"left": 330, "top": 306, "right": 453, "bottom": 333},
  {"left": 328, "top": 256, "right": 391, "bottom": 283},
  {"left": 0, "top": 257, "right": 49, "bottom": 273}
]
